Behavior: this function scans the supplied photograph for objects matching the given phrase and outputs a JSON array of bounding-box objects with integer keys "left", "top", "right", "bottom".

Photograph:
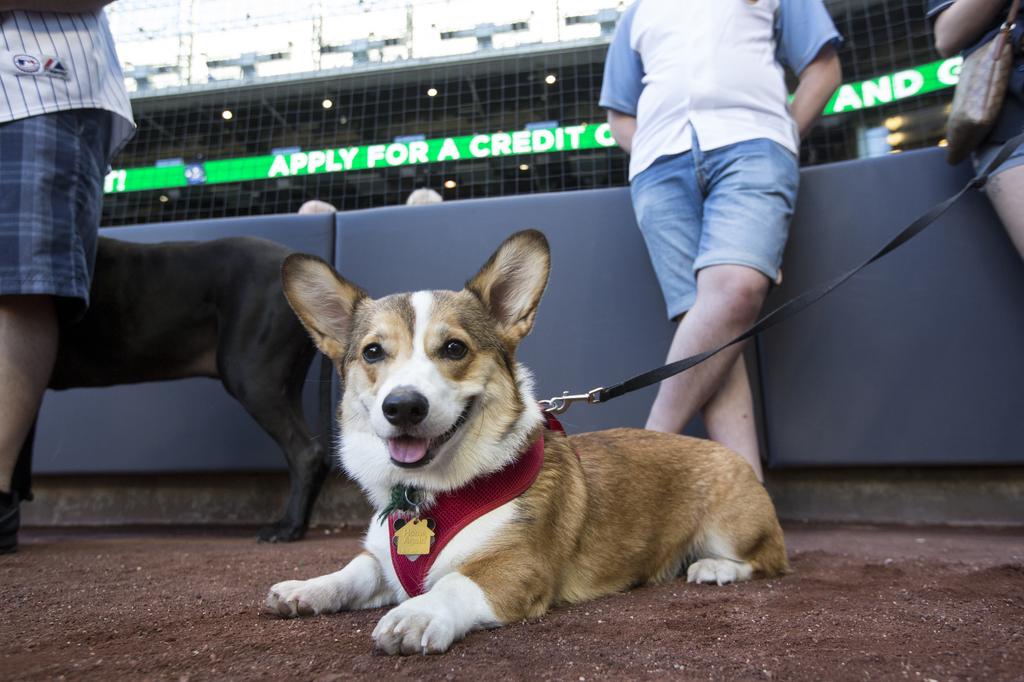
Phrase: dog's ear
[
  {"left": 466, "top": 229, "right": 550, "bottom": 344},
  {"left": 281, "top": 253, "right": 366, "bottom": 361}
]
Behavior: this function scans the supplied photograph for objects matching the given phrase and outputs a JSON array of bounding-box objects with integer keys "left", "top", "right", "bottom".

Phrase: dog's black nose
[{"left": 382, "top": 389, "right": 429, "bottom": 427}]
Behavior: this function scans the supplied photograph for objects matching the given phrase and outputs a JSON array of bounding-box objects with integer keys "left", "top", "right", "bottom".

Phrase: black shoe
[{"left": 0, "top": 490, "right": 19, "bottom": 555}]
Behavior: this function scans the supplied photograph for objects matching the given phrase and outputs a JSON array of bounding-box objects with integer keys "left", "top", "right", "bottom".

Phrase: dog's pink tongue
[{"left": 387, "top": 437, "right": 430, "bottom": 464}]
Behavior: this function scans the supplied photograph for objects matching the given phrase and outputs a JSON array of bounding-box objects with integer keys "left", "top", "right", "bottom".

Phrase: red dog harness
[{"left": 387, "top": 413, "right": 564, "bottom": 597}]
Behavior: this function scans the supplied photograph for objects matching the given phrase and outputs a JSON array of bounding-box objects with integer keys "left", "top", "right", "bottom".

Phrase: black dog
[{"left": 37, "top": 236, "right": 330, "bottom": 542}]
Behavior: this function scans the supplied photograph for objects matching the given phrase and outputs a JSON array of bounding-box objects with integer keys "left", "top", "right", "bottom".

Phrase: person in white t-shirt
[
  {"left": 0, "top": 0, "right": 134, "bottom": 553},
  {"left": 600, "top": 0, "right": 841, "bottom": 481}
]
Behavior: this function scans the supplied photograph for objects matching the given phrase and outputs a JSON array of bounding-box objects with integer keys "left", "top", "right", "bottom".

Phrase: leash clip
[
  {"left": 540, "top": 387, "right": 604, "bottom": 415},
  {"left": 404, "top": 487, "right": 423, "bottom": 518}
]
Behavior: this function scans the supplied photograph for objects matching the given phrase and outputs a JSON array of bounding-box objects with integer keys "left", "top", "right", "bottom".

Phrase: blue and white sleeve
[
  {"left": 599, "top": 4, "right": 644, "bottom": 116},
  {"left": 776, "top": 0, "right": 843, "bottom": 76}
]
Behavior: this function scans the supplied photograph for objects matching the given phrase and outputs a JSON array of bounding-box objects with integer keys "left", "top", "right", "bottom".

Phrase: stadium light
[
  {"left": 544, "top": 74, "right": 557, "bottom": 85},
  {"left": 322, "top": 99, "right": 333, "bottom": 109},
  {"left": 884, "top": 116, "right": 904, "bottom": 131},
  {"left": 427, "top": 87, "right": 438, "bottom": 97},
  {"left": 519, "top": 164, "right": 529, "bottom": 171},
  {"left": 221, "top": 110, "right": 233, "bottom": 120},
  {"left": 443, "top": 179, "right": 457, "bottom": 189}
]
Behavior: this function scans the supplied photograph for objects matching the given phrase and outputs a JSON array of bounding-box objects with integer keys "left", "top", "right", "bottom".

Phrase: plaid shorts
[{"left": 0, "top": 109, "right": 112, "bottom": 319}]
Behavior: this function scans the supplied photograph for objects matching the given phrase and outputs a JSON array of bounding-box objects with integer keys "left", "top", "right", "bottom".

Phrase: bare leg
[
  {"left": 645, "top": 265, "right": 768, "bottom": 478},
  {"left": 0, "top": 296, "right": 57, "bottom": 493},
  {"left": 702, "top": 354, "right": 763, "bottom": 481},
  {"left": 984, "top": 164, "right": 1024, "bottom": 261}
]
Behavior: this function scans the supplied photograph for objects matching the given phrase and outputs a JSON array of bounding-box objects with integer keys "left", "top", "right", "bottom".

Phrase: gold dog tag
[{"left": 394, "top": 518, "right": 435, "bottom": 556}]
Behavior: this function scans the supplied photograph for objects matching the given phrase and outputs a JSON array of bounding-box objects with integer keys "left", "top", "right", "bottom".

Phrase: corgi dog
[{"left": 264, "top": 229, "right": 789, "bottom": 655}]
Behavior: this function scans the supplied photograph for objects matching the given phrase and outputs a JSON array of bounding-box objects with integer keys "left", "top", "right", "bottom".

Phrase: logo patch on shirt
[
  {"left": 42, "top": 58, "right": 69, "bottom": 79},
  {"left": 12, "top": 53, "right": 40, "bottom": 74},
  {"left": 5, "top": 51, "right": 70, "bottom": 79}
]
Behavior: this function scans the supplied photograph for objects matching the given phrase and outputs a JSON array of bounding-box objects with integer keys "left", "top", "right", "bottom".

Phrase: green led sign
[
  {"left": 103, "top": 56, "right": 964, "bottom": 195},
  {"left": 105, "top": 123, "right": 616, "bottom": 194},
  {"left": 103, "top": 164, "right": 188, "bottom": 193},
  {"left": 822, "top": 56, "right": 962, "bottom": 115}
]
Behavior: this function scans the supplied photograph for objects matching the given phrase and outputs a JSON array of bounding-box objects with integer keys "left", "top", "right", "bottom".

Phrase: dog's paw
[
  {"left": 257, "top": 521, "right": 305, "bottom": 543},
  {"left": 264, "top": 579, "right": 335, "bottom": 618},
  {"left": 686, "top": 558, "right": 752, "bottom": 585},
  {"left": 372, "top": 600, "right": 457, "bottom": 655}
]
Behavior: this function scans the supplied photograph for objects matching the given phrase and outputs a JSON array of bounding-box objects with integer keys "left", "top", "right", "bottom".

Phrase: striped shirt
[{"left": 0, "top": 9, "right": 134, "bottom": 159}]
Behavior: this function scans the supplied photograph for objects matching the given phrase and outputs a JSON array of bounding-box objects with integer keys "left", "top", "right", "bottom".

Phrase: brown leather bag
[{"left": 945, "top": 0, "right": 1021, "bottom": 165}]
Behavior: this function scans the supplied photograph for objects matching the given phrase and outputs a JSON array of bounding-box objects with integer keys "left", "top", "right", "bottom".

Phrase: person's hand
[
  {"left": 791, "top": 44, "right": 842, "bottom": 140},
  {"left": 607, "top": 110, "right": 637, "bottom": 155}
]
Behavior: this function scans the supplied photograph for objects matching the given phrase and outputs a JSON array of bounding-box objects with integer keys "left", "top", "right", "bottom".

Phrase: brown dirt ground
[{"left": 3, "top": 523, "right": 1023, "bottom": 681}]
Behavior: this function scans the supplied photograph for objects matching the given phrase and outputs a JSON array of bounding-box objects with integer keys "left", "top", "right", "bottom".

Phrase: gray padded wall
[
  {"left": 333, "top": 188, "right": 678, "bottom": 435},
  {"left": 759, "top": 147, "right": 1024, "bottom": 467},
  {"left": 34, "top": 214, "right": 335, "bottom": 474},
  {"left": 35, "top": 147, "right": 1024, "bottom": 474}
]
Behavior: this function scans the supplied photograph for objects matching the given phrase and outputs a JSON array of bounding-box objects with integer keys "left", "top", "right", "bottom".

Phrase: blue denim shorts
[
  {"left": 630, "top": 135, "right": 800, "bottom": 320},
  {"left": 0, "top": 109, "right": 112, "bottom": 320},
  {"left": 973, "top": 138, "right": 1024, "bottom": 177}
]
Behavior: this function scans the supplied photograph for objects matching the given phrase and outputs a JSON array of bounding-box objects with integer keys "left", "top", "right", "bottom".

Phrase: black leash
[{"left": 540, "top": 131, "right": 1024, "bottom": 415}]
